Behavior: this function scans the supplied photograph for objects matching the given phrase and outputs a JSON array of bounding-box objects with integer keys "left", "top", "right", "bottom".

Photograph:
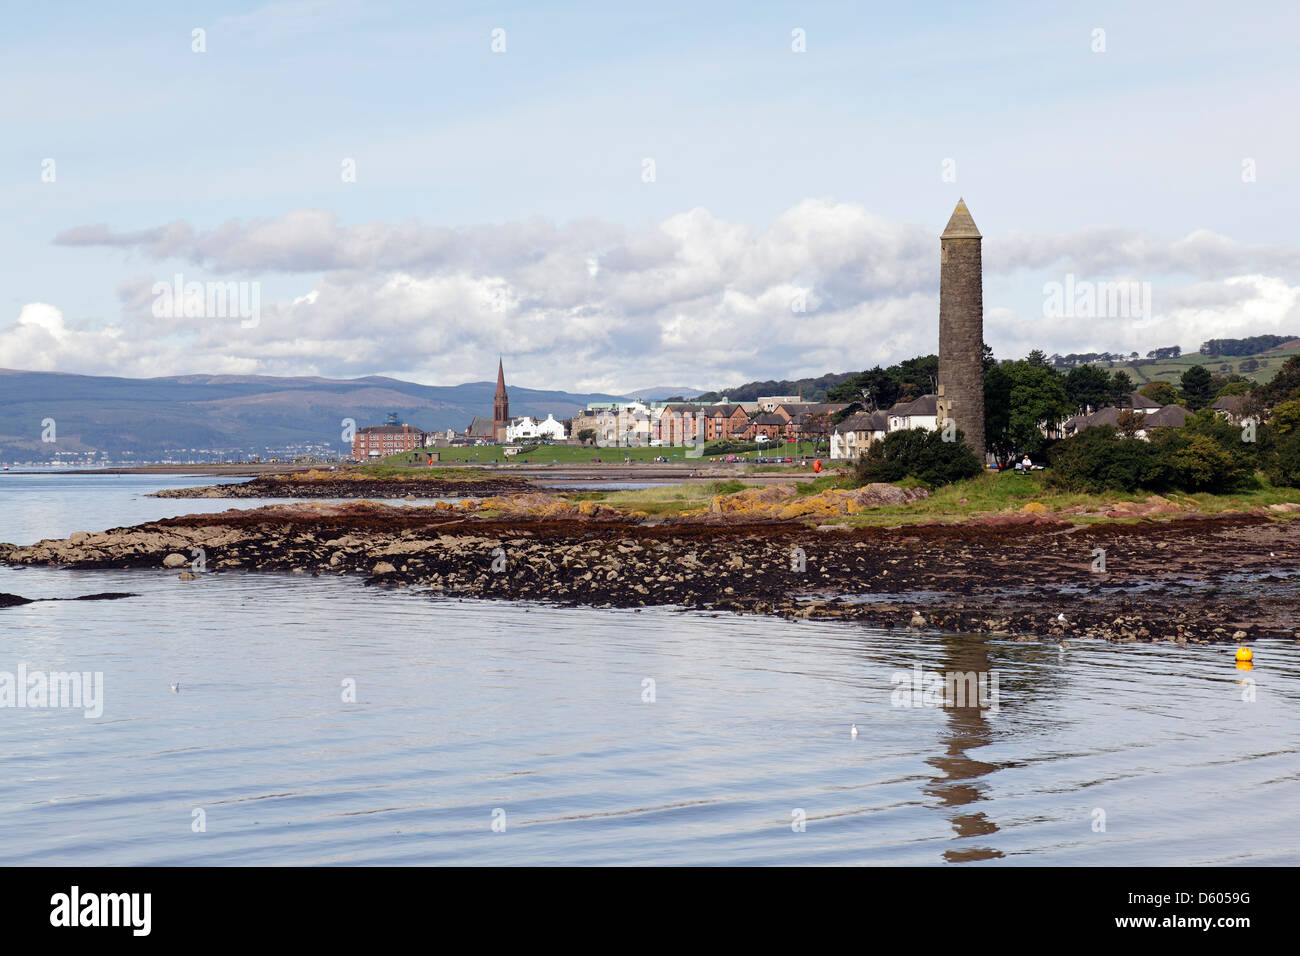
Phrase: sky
[{"left": 3, "top": 0, "right": 1299, "bottom": 393}]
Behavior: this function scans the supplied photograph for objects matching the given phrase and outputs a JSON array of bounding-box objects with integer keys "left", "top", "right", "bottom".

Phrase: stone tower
[
  {"left": 937, "top": 199, "right": 985, "bottom": 460},
  {"left": 493, "top": 358, "right": 510, "bottom": 440}
]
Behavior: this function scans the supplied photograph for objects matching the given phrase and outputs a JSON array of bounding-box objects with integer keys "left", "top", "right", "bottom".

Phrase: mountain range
[{"left": 0, "top": 369, "right": 658, "bottom": 462}]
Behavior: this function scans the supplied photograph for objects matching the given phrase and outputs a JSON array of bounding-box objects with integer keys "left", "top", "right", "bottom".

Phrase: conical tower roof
[
  {"left": 495, "top": 358, "right": 507, "bottom": 397},
  {"left": 941, "top": 199, "right": 981, "bottom": 240}
]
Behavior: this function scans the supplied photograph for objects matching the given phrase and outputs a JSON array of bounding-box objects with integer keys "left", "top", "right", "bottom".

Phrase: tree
[
  {"left": 982, "top": 343, "right": 997, "bottom": 373},
  {"left": 855, "top": 427, "right": 983, "bottom": 488},
  {"left": 1064, "top": 364, "right": 1114, "bottom": 414},
  {"left": 1009, "top": 362, "right": 1072, "bottom": 454},
  {"left": 1025, "top": 349, "right": 1051, "bottom": 368},
  {"left": 828, "top": 365, "right": 898, "bottom": 410},
  {"left": 577, "top": 428, "right": 596, "bottom": 446},
  {"left": 1179, "top": 365, "right": 1215, "bottom": 411},
  {"left": 800, "top": 411, "right": 834, "bottom": 453},
  {"left": 1116, "top": 408, "right": 1142, "bottom": 439},
  {"left": 1271, "top": 398, "right": 1300, "bottom": 436},
  {"left": 1259, "top": 355, "right": 1300, "bottom": 406},
  {"left": 1216, "top": 380, "right": 1251, "bottom": 398},
  {"left": 826, "top": 354, "right": 938, "bottom": 409},
  {"left": 1047, "top": 427, "right": 1152, "bottom": 492},
  {"left": 984, "top": 361, "right": 1015, "bottom": 468},
  {"left": 984, "top": 359, "right": 1074, "bottom": 467},
  {"left": 1139, "top": 381, "right": 1179, "bottom": 405},
  {"left": 1110, "top": 370, "right": 1135, "bottom": 404}
]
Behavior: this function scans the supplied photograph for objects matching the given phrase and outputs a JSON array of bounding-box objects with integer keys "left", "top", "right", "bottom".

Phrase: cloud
[
  {"left": 990, "top": 227, "right": 1300, "bottom": 281},
  {"left": 24, "top": 201, "right": 1300, "bottom": 390}
]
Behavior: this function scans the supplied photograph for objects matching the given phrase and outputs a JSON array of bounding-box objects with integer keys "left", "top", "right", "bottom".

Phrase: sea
[{"left": 0, "top": 472, "right": 1297, "bottom": 865}]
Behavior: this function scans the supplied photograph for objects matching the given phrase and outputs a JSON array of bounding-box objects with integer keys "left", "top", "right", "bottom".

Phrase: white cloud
[{"left": 18, "top": 202, "right": 1300, "bottom": 390}]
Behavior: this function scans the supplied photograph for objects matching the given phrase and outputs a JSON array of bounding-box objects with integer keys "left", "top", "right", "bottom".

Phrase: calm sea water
[
  {"left": 0, "top": 474, "right": 1297, "bottom": 865},
  {"left": 0, "top": 472, "right": 432, "bottom": 547}
]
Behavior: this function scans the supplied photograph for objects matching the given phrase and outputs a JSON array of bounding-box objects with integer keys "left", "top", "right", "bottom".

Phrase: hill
[
  {"left": 0, "top": 369, "right": 619, "bottom": 463},
  {"left": 1080, "top": 340, "right": 1300, "bottom": 387},
  {"left": 694, "top": 372, "right": 859, "bottom": 404}
]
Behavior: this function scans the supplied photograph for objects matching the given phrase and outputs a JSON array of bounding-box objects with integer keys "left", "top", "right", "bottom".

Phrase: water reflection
[{"left": 923, "top": 633, "right": 1003, "bottom": 862}]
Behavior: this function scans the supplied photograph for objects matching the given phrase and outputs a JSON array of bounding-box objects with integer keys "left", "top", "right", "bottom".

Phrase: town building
[
  {"left": 1061, "top": 403, "right": 1191, "bottom": 440},
  {"left": 351, "top": 415, "right": 425, "bottom": 459},
  {"left": 1213, "top": 394, "right": 1258, "bottom": 426},
  {"left": 830, "top": 410, "right": 888, "bottom": 460},
  {"left": 506, "top": 414, "right": 567, "bottom": 442},
  {"left": 886, "top": 394, "right": 939, "bottom": 432}
]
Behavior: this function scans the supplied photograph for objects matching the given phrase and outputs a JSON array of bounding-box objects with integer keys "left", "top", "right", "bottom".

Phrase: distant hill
[
  {"left": 695, "top": 372, "right": 859, "bottom": 404},
  {"left": 0, "top": 369, "right": 619, "bottom": 463},
  {"left": 1082, "top": 341, "right": 1300, "bottom": 388},
  {"left": 617, "top": 387, "right": 705, "bottom": 401}
]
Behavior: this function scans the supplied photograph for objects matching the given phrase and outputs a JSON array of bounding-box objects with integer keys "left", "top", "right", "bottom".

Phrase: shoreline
[
  {"left": 23, "top": 462, "right": 817, "bottom": 485},
  {"left": 4, "top": 500, "right": 1296, "bottom": 645}
]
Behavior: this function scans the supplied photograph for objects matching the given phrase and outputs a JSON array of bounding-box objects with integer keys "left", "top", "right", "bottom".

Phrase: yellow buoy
[{"left": 1235, "top": 646, "right": 1253, "bottom": 662}]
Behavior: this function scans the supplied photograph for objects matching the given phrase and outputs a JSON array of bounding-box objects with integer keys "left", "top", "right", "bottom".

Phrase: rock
[
  {"left": 162, "top": 553, "right": 189, "bottom": 568},
  {"left": 1232, "top": 630, "right": 1247, "bottom": 640},
  {"left": 372, "top": 562, "right": 397, "bottom": 574},
  {"left": 178, "top": 571, "right": 198, "bottom": 581},
  {"left": 910, "top": 612, "right": 926, "bottom": 628},
  {"left": 68, "top": 532, "right": 90, "bottom": 544}
]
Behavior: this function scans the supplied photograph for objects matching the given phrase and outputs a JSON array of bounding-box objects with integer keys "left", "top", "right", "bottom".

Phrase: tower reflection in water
[{"left": 922, "top": 633, "right": 1004, "bottom": 862}]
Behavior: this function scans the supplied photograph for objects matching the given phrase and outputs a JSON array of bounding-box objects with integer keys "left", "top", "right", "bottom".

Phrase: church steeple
[{"left": 493, "top": 358, "right": 510, "bottom": 440}]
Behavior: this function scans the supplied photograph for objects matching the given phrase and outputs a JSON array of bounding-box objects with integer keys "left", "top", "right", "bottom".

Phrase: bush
[
  {"left": 1264, "top": 429, "right": 1300, "bottom": 487},
  {"left": 1148, "top": 431, "right": 1252, "bottom": 491},
  {"left": 1047, "top": 426, "right": 1152, "bottom": 492},
  {"left": 1049, "top": 422, "right": 1255, "bottom": 493},
  {"left": 854, "top": 427, "right": 983, "bottom": 489}
]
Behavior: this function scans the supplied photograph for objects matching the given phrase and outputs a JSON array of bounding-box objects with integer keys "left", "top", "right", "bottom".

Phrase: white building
[
  {"left": 830, "top": 410, "right": 889, "bottom": 460},
  {"left": 505, "top": 414, "right": 567, "bottom": 442},
  {"left": 886, "top": 394, "right": 939, "bottom": 432}
]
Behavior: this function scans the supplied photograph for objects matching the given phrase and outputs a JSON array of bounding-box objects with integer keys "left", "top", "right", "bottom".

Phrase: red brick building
[{"left": 352, "top": 423, "right": 424, "bottom": 459}]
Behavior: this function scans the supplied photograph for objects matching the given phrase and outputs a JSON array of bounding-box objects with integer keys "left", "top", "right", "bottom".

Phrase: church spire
[{"left": 493, "top": 357, "right": 510, "bottom": 440}]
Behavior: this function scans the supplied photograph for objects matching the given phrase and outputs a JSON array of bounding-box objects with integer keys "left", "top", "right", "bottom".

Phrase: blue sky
[{"left": 3, "top": 0, "right": 1298, "bottom": 391}]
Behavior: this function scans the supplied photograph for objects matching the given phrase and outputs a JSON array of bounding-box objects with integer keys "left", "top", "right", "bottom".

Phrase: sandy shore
[{"left": 4, "top": 499, "right": 1296, "bottom": 645}]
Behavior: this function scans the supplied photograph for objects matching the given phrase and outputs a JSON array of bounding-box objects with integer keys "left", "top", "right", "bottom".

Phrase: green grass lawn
[
  {"left": 565, "top": 479, "right": 754, "bottom": 515},
  {"left": 839, "top": 470, "right": 1300, "bottom": 526},
  {"left": 560, "top": 470, "right": 1300, "bottom": 525},
  {"left": 369, "top": 441, "right": 827, "bottom": 466}
]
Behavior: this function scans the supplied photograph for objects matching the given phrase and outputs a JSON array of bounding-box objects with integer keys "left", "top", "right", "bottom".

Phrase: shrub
[
  {"left": 1150, "top": 431, "right": 1251, "bottom": 491},
  {"left": 1049, "top": 421, "right": 1255, "bottom": 493},
  {"left": 1047, "top": 426, "right": 1152, "bottom": 492},
  {"left": 1264, "top": 429, "right": 1300, "bottom": 487},
  {"left": 854, "top": 427, "right": 983, "bottom": 489}
]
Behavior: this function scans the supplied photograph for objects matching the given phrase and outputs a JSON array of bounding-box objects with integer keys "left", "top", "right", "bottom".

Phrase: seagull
[
  {"left": 851, "top": 724, "right": 858, "bottom": 739},
  {"left": 170, "top": 683, "right": 181, "bottom": 693},
  {"left": 1057, "top": 613, "right": 1067, "bottom": 622}
]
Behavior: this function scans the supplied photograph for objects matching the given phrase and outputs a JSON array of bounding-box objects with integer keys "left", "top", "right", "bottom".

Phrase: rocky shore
[
  {"left": 5, "top": 498, "right": 1297, "bottom": 644},
  {"left": 151, "top": 470, "right": 535, "bottom": 499}
]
